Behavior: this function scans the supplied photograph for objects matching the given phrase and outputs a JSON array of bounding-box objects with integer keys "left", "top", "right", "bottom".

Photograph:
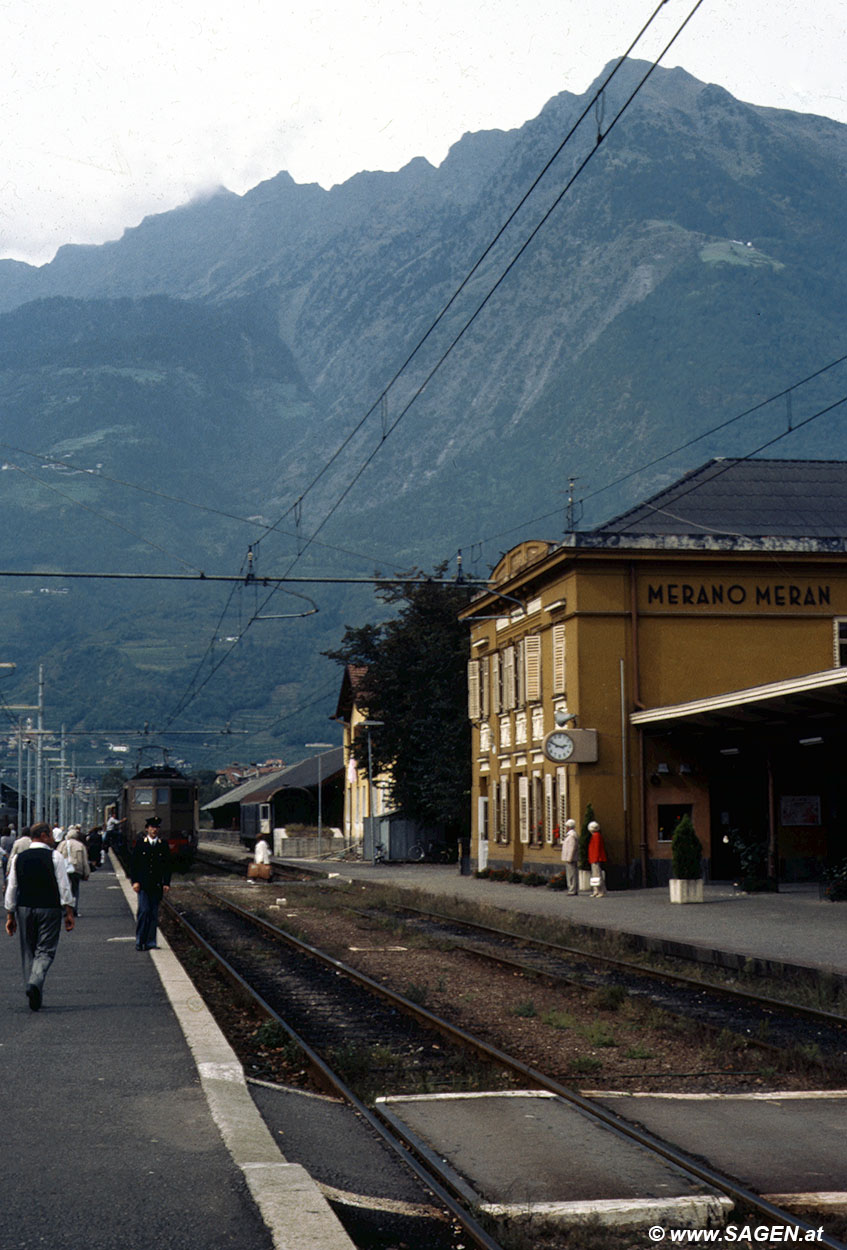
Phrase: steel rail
[
  {"left": 193, "top": 854, "right": 847, "bottom": 1029},
  {"left": 379, "top": 901, "right": 847, "bottom": 1031},
  {"left": 162, "top": 896, "right": 506, "bottom": 1250},
  {"left": 199, "top": 887, "right": 847, "bottom": 1250}
]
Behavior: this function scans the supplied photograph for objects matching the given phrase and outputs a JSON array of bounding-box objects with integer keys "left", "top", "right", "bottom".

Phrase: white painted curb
[{"left": 113, "top": 855, "right": 355, "bottom": 1250}]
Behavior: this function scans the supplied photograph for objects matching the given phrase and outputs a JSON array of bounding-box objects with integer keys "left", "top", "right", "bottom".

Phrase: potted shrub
[
  {"left": 578, "top": 803, "right": 595, "bottom": 894},
  {"left": 669, "top": 813, "right": 704, "bottom": 903}
]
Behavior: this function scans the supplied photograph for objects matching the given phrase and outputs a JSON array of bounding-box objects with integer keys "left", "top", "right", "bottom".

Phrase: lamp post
[
  {"left": 305, "top": 742, "right": 333, "bottom": 858},
  {"left": 360, "top": 720, "right": 384, "bottom": 862}
]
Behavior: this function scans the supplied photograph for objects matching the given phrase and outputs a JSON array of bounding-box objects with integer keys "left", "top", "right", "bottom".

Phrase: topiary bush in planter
[
  {"left": 671, "top": 814, "right": 702, "bottom": 879},
  {"left": 669, "top": 814, "right": 703, "bottom": 903}
]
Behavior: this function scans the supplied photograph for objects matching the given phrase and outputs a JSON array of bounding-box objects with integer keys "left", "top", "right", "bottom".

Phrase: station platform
[
  {"left": 246, "top": 850, "right": 847, "bottom": 989},
  {"left": 0, "top": 854, "right": 354, "bottom": 1250}
]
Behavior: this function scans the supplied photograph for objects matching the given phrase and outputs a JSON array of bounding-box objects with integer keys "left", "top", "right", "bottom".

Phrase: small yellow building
[
  {"left": 461, "top": 460, "right": 847, "bottom": 887},
  {"left": 333, "top": 663, "right": 392, "bottom": 846}
]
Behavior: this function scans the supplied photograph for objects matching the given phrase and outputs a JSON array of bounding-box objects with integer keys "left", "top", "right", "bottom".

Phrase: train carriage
[{"left": 120, "top": 764, "right": 198, "bottom": 863}]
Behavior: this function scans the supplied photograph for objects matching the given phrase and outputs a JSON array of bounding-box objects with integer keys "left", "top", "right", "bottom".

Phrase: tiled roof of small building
[{"left": 594, "top": 459, "right": 847, "bottom": 538}]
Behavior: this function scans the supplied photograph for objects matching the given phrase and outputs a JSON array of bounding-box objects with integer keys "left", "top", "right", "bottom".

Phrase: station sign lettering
[{"left": 645, "top": 583, "right": 832, "bottom": 608}]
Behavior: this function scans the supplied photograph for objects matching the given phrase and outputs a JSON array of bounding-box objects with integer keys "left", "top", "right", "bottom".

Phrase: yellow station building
[{"left": 461, "top": 460, "right": 847, "bottom": 887}]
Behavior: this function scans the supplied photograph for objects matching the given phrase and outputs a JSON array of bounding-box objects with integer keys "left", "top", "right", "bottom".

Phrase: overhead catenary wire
[
  {"left": 159, "top": 0, "right": 711, "bottom": 729},
  {"left": 249, "top": 0, "right": 682, "bottom": 546},
  {"left": 456, "top": 350, "right": 847, "bottom": 554},
  {"left": 0, "top": 439, "right": 400, "bottom": 570}
]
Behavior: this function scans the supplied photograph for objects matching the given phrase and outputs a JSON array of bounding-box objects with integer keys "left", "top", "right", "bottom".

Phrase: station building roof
[
  {"left": 593, "top": 458, "right": 847, "bottom": 541},
  {"left": 203, "top": 746, "right": 343, "bottom": 811}
]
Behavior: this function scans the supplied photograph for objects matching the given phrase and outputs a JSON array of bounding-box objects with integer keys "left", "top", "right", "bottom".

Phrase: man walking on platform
[
  {"left": 4, "top": 822, "right": 75, "bottom": 1010},
  {"left": 130, "top": 817, "right": 171, "bottom": 951}
]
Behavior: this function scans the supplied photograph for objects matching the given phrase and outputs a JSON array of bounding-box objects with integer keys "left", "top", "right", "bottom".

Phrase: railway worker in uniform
[
  {"left": 130, "top": 816, "right": 171, "bottom": 951},
  {"left": 4, "top": 822, "right": 75, "bottom": 1010},
  {"left": 560, "top": 819, "right": 579, "bottom": 895},
  {"left": 587, "top": 821, "right": 607, "bottom": 898}
]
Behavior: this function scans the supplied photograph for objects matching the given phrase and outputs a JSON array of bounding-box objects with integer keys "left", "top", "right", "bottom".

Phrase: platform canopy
[{"left": 630, "top": 668, "right": 847, "bottom": 733}]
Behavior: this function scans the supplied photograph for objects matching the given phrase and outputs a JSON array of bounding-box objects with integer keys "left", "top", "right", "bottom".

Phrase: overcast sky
[{"left": 3, "top": 0, "right": 845, "bottom": 266}]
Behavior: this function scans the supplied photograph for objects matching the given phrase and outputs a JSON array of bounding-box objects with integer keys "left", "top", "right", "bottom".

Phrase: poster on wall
[{"left": 779, "top": 795, "right": 821, "bottom": 826}]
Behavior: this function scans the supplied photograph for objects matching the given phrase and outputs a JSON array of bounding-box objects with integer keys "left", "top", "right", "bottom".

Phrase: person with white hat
[
  {"left": 560, "top": 819, "right": 579, "bottom": 895},
  {"left": 587, "top": 821, "right": 607, "bottom": 897}
]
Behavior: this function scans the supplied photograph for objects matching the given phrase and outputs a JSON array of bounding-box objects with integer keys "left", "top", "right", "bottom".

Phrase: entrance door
[{"left": 709, "top": 750, "right": 769, "bottom": 880}]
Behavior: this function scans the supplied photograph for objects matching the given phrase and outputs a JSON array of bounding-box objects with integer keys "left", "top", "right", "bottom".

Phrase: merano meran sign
[{"left": 645, "top": 583, "right": 832, "bottom": 608}]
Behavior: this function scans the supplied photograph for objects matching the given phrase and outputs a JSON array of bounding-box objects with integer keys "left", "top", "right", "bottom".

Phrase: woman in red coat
[{"left": 587, "top": 821, "right": 607, "bottom": 897}]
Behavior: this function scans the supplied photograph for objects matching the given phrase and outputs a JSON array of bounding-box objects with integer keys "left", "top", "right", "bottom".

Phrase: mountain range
[{"left": 0, "top": 57, "right": 844, "bottom": 771}]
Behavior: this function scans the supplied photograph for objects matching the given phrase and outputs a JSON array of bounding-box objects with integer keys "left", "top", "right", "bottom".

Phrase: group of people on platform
[
  {"left": 2, "top": 813, "right": 171, "bottom": 1011},
  {"left": 559, "top": 819, "right": 608, "bottom": 897}
]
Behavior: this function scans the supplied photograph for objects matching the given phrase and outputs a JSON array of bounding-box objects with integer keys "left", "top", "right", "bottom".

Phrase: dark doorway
[{"left": 709, "top": 748, "right": 769, "bottom": 880}]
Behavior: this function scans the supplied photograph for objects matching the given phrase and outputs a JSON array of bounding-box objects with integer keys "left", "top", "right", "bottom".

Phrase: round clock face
[{"left": 544, "top": 730, "right": 575, "bottom": 762}]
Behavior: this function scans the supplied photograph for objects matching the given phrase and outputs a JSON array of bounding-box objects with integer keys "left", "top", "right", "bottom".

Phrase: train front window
[
  {"left": 133, "top": 788, "right": 153, "bottom": 806},
  {"left": 170, "top": 787, "right": 191, "bottom": 805},
  {"left": 156, "top": 787, "right": 171, "bottom": 804}
]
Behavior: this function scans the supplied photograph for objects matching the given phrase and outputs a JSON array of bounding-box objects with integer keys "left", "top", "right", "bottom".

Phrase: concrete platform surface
[
  {"left": 0, "top": 856, "right": 354, "bottom": 1250},
  {"left": 377, "top": 1090, "right": 731, "bottom": 1227},
  {"left": 594, "top": 1090, "right": 847, "bottom": 1200}
]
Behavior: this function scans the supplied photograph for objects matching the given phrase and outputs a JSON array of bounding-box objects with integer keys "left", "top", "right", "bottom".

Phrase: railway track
[
  {"left": 350, "top": 901, "right": 847, "bottom": 1069},
  {"left": 164, "top": 884, "right": 846, "bottom": 1250}
]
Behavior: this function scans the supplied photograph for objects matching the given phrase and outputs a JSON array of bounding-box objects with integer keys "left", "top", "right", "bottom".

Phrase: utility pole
[
  {"left": 565, "top": 477, "right": 583, "bottom": 533},
  {"left": 36, "top": 665, "right": 44, "bottom": 823}
]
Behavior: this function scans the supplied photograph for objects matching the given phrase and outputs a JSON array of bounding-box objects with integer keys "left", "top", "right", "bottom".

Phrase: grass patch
[
  {"left": 592, "top": 984, "right": 627, "bottom": 1012},
  {"left": 542, "top": 1009, "right": 577, "bottom": 1030},
  {"left": 581, "top": 1022, "right": 618, "bottom": 1048},
  {"left": 570, "top": 1055, "right": 603, "bottom": 1075},
  {"left": 511, "top": 1001, "right": 539, "bottom": 1018}
]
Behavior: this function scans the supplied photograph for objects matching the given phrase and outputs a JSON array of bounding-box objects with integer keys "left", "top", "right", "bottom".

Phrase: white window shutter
[
  {"left": 491, "top": 652, "right": 501, "bottom": 715},
  {"left": 481, "top": 656, "right": 490, "bottom": 718},
  {"left": 499, "top": 776, "right": 509, "bottom": 842},
  {"left": 525, "top": 635, "right": 542, "bottom": 702},
  {"left": 556, "top": 766, "right": 568, "bottom": 833},
  {"left": 552, "top": 624, "right": 566, "bottom": 694},
  {"left": 518, "top": 775, "right": 530, "bottom": 844},
  {"left": 467, "top": 659, "right": 480, "bottom": 720},
  {"left": 545, "top": 773, "right": 555, "bottom": 843},
  {"left": 503, "top": 646, "right": 516, "bottom": 710}
]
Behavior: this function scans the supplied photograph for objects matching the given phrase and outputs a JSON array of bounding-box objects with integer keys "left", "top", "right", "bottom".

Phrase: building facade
[{"left": 462, "top": 461, "right": 847, "bottom": 887}]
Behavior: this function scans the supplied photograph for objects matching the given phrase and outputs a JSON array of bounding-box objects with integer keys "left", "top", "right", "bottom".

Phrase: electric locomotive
[{"left": 120, "top": 763, "right": 199, "bottom": 863}]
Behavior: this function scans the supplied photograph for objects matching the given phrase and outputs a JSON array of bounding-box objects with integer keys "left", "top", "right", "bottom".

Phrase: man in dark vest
[
  {"left": 130, "top": 817, "right": 171, "bottom": 951},
  {"left": 4, "top": 822, "right": 75, "bottom": 1010}
]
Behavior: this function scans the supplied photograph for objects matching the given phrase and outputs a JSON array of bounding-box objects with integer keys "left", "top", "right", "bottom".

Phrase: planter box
[
  {"left": 669, "top": 877, "right": 704, "bottom": 904},
  {"left": 579, "top": 869, "right": 592, "bottom": 893}
]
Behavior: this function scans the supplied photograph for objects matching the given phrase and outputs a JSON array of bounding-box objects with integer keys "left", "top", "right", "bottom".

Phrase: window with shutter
[
  {"left": 518, "top": 775, "right": 530, "bottom": 844},
  {"left": 491, "top": 652, "right": 501, "bottom": 715},
  {"left": 834, "top": 618, "right": 847, "bottom": 667},
  {"left": 556, "top": 766, "right": 568, "bottom": 832},
  {"left": 502, "top": 646, "right": 516, "bottom": 710},
  {"left": 515, "top": 639, "right": 525, "bottom": 708},
  {"left": 525, "top": 635, "right": 542, "bottom": 702},
  {"left": 515, "top": 711, "right": 527, "bottom": 745},
  {"left": 499, "top": 715, "right": 512, "bottom": 749},
  {"left": 499, "top": 777, "right": 510, "bottom": 843},
  {"left": 478, "top": 795, "right": 489, "bottom": 841},
  {"left": 532, "top": 773, "right": 544, "bottom": 845},
  {"left": 467, "top": 659, "right": 481, "bottom": 720},
  {"left": 481, "top": 656, "right": 490, "bottom": 718},
  {"left": 531, "top": 705, "right": 544, "bottom": 742},
  {"left": 552, "top": 623, "right": 566, "bottom": 694},
  {"left": 545, "top": 773, "right": 555, "bottom": 843}
]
